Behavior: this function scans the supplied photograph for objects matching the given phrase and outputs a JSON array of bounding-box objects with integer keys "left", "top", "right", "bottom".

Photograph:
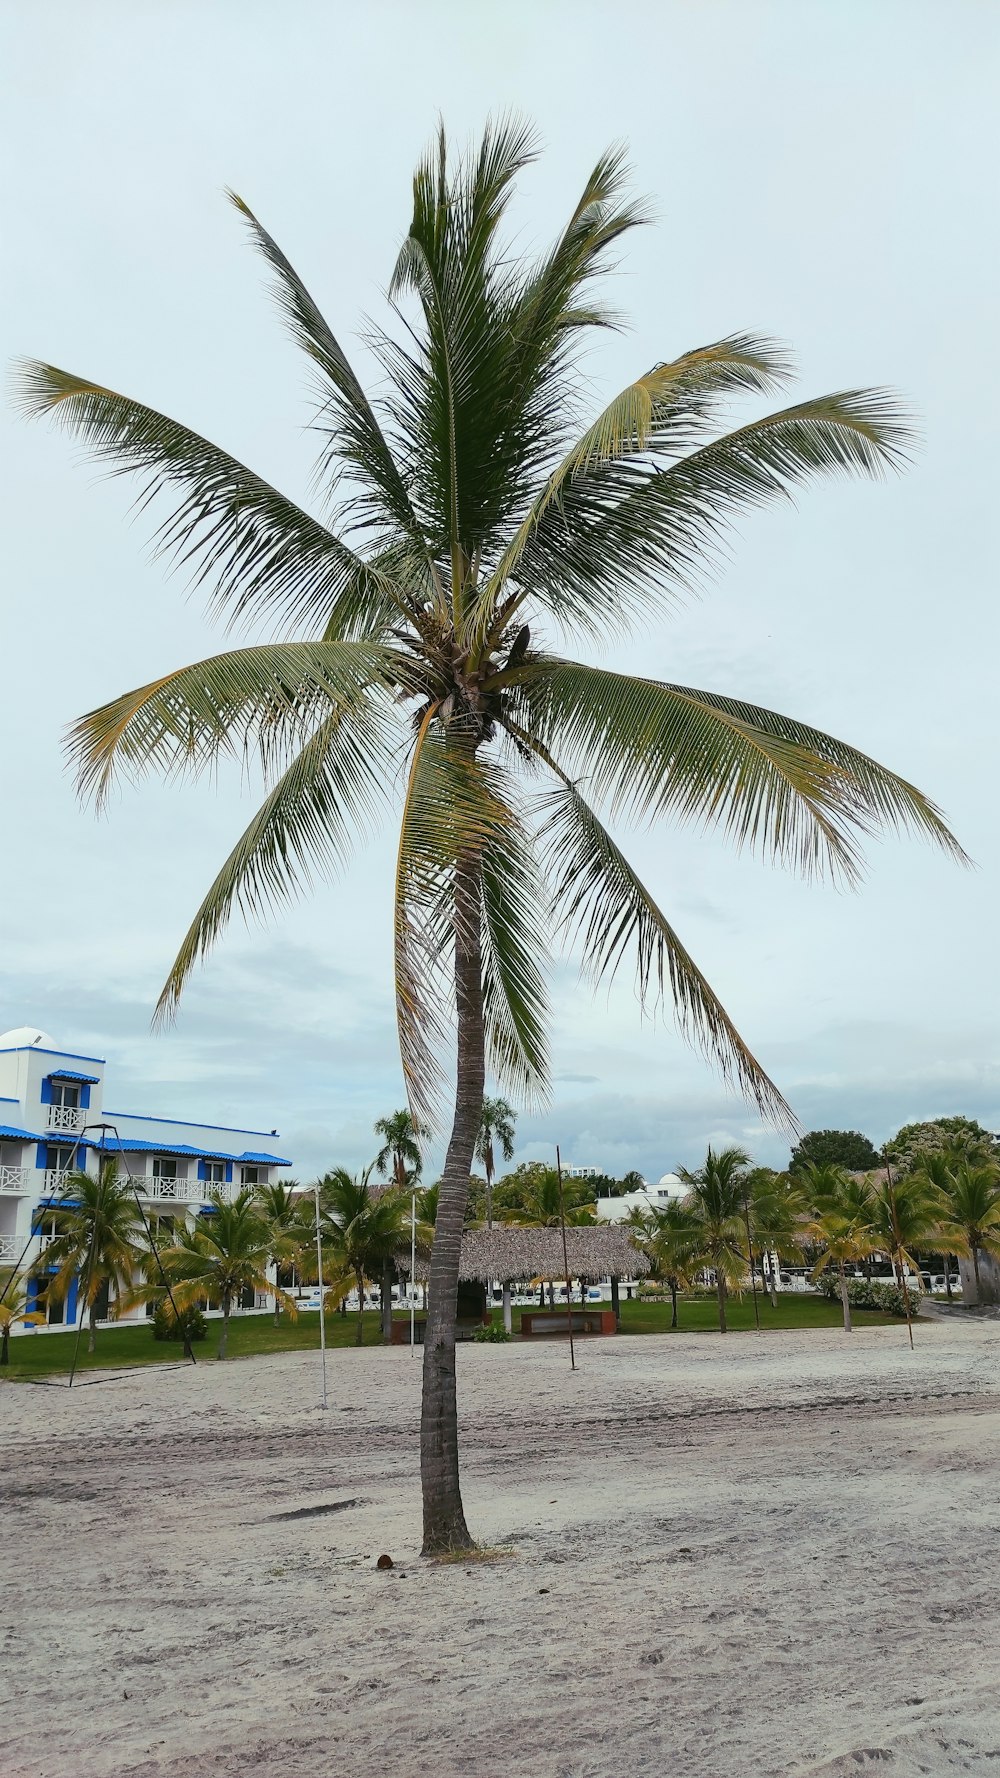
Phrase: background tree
[
  {"left": 867, "top": 1171, "right": 946, "bottom": 1345},
  {"left": 38, "top": 1163, "right": 144, "bottom": 1353},
  {"left": 789, "top": 1129, "right": 880, "bottom": 1176},
  {"left": 628, "top": 1199, "right": 699, "bottom": 1327},
  {"left": 21, "top": 122, "right": 964, "bottom": 1552},
  {"left": 254, "top": 1179, "right": 306, "bottom": 1323},
  {"left": 475, "top": 1096, "right": 517, "bottom": 1227},
  {"left": 745, "top": 1167, "right": 806, "bottom": 1307},
  {"left": 373, "top": 1110, "right": 429, "bottom": 1338},
  {"left": 918, "top": 1156, "right": 1000, "bottom": 1304},
  {"left": 677, "top": 1146, "right": 753, "bottom": 1332},
  {"left": 0, "top": 1272, "right": 46, "bottom": 1363},
  {"left": 800, "top": 1162, "right": 876, "bottom": 1331},
  {"left": 885, "top": 1117, "right": 995, "bottom": 1173},
  {"left": 153, "top": 1189, "right": 294, "bottom": 1358},
  {"left": 318, "top": 1168, "right": 410, "bottom": 1346}
]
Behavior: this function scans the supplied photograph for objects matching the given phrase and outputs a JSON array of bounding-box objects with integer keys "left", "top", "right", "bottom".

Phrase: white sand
[{"left": 3, "top": 1317, "right": 1000, "bottom": 1777}]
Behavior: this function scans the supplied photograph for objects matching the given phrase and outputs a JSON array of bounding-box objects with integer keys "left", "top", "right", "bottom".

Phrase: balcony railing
[
  {"left": 0, "top": 1234, "right": 21, "bottom": 1262},
  {"left": 0, "top": 1165, "right": 31, "bottom": 1195},
  {"left": 46, "top": 1105, "right": 85, "bottom": 1133}
]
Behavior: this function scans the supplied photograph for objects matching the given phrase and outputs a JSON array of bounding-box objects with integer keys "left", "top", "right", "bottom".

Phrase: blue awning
[
  {"left": 237, "top": 1150, "right": 291, "bottom": 1166},
  {"left": 47, "top": 1070, "right": 100, "bottom": 1084},
  {"left": 0, "top": 1123, "right": 43, "bottom": 1142}
]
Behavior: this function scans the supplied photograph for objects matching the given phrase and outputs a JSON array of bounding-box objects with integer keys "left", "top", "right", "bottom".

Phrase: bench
[{"left": 519, "top": 1308, "right": 617, "bottom": 1338}]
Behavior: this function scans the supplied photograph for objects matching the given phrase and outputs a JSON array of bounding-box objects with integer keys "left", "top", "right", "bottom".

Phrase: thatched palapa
[{"left": 401, "top": 1225, "right": 648, "bottom": 1283}]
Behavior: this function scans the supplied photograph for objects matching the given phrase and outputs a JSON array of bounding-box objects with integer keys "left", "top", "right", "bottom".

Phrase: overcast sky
[{"left": 1, "top": 0, "right": 997, "bottom": 1183}]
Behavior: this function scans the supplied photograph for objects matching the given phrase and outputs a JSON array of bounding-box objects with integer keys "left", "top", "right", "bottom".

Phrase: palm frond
[
  {"left": 480, "top": 817, "right": 550, "bottom": 1105},
  {"left": 509, "top": 661, "right": 965, "bottom": 883},
  {"left": 527, "top": 763, "right": 791, "bottom": 1126},
  {"left": 13, "top": 362, "right": 414, "bottom": 636},
  {"left": 67, "top": 639, "right": 403, "bottom": 806},
  {"left": 155, "top": 699, "right": 395, "bottom": 1020}
]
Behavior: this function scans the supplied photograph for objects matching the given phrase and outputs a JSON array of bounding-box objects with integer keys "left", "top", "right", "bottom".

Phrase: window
[
  {"left": 49, "top": 1081, "right": 80, "bottom": 1109},
  {"left": 203, "top": 1161, "right": 225, "bottom": 1185},
  {"left": 152, "top": 1156, "right": 178, "bottom": 1180},
  {"left": 47, "top": 1144, "right": 77, "bottom": 1173},
  {"left": 240, "top": 1165, "right": 259, "bottom": 1187}
]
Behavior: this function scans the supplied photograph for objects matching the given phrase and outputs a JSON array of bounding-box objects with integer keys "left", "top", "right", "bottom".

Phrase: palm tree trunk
[
  {"left": 88, "top": 1300, "right": 97, "bottom": 1354},
  {"left": 611, "top": 1276, "right": 620, "bottom": 1328},
  {"left": 355, "top": 1270, "right": 365, "bottom": 1346},
  {"left": 670, "top": 1280, "right": 678, "bottom": 1329},
  {"left": 0, "top": 1325, "right": 9, "bottom": 1365},
  {"left": 218, "top": 1294, "right": 231, "bottom": 1359},
  {"left": 839, "top": 1261, "right": 852, "bottom": 1333},
  {"left": 972, "top": 1244, "right": 982, "bottom": 1304},
  {"left": 420, "top": 849, "right": 483, "bottom": 1556},
  {"left": 381, "top": 1258, "right": 394, "bottom": 1343},
  {"left": 716, "top": 1268, "right": 728, "bottom": 1334}
]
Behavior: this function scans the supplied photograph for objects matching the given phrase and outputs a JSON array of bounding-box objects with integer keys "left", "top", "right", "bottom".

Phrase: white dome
[
  {"left": 657, "top": 1173, "right": 684, "bottom": 1194},
  {"left": 0, "top": 1026, "right": 53, "bottom": 1049}
]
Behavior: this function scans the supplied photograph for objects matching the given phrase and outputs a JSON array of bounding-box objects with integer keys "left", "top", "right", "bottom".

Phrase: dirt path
[{"left": 3, "top": 1319, "right": 999, "bottom": 1776}]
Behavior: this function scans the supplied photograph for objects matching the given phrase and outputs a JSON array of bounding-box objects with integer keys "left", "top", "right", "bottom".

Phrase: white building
[
  {"left": 595, "top": 1174, "right": 685, "bottom": 1223},
  {"left": 0, "top": 1026, "right": 291, "bottom": 1331}
]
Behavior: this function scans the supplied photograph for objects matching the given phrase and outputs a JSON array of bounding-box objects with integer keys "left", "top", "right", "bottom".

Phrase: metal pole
[
  {"left": 555, "top": 1146, "right": 576, "bottom": 1372},
  {"left": 314, "top": 1181, "right": 328, "bottom": 1408},
  {"left": 410, "top": 1187, "right": 417, "bottom": 1354}
]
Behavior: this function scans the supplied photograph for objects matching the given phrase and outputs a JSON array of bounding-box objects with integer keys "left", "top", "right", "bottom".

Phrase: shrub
[
  {"left": 473, "top": 1321, "right": 511, "bottom": 1342},
  {"left": 152, "top": 1302, "right": 208, "bottom": 1343},
  {"left": 815, "top": 1274, "right": 918, "bottom": 1317}
]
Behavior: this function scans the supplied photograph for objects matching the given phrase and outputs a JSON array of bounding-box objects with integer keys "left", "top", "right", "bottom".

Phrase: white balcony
[
  {"left": 0, "top": 1234, "right": 21, "bottom": 1262},
  {"left": 0, "top": 1165, "right": 31, "bottom": 1195},
  {"left": 42, "top": 1169, "right": 79, "bottom": 1196},
  {"left": 46, "top": 1104, "right": 85, "bottom": 1133}
]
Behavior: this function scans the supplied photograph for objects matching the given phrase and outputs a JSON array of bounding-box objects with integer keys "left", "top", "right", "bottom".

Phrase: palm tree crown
[
  {"left": 373, "top": 1110, "right": 429, "bottom": 1188},
  {"left": 317, "top": 1167, "right": 410, "bottom": 1344},
  {"left": 18, "top": 119, "right": 964, "bottom": 1549},
  {"left": 157, "top": 1189, "right": 295, "bottom": 1358},
  {"left": 37, "top": 1164, "right": 145, "bottom": 1352}
]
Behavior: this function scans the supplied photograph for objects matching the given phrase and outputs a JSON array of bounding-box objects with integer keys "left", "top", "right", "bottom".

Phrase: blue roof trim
[
  {"left": 47, "top": 1069, "right": 100, "bottom": 1084},
  {"left": 0, "top": 1123, "right": 42, "bottom": 1142},
  {"left": 95, "top": 1137, "right": 240, "bottom": 1161},
  {"left": 238, "top": 1150, "right": 291, "bottom": 1166},
  {"left": 0, "top": 1095, "right": 18, "bottom": 1104},
  {"left": 103, "top": 1109, "right": 282, "bottom": 1139},
  {"left": 0, "top": 1046, "right": 105, "bottom": 1065}
]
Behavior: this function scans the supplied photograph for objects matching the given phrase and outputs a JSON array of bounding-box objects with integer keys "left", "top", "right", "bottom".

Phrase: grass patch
[
  {"left": 427, "top": 1545, "right": 516, "bottom": 1565},
  {"left": 0, "top": 1290, "right": 899, "bottom": 1381}
]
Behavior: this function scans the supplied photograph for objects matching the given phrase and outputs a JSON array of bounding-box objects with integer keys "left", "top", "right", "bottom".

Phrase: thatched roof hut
[{"left": 401, "top": 1225, "right": 648, "bottom": 1282}]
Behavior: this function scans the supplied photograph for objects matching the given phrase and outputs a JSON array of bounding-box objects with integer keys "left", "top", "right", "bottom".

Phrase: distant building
[
  {"left": 0, "top": 1026, "right": 291, "bottom": 1333},
  {"left": 562, "top": 1163, "right": 601, "bottom": 1180},
  {"left": 596, "top": 1174, "right": 685, "bottom": 1223}
]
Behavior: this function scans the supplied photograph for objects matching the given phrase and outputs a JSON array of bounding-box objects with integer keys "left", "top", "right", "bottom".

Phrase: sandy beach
[{"left": 3, "top": 1317, "right": 1000, "bottom": 1777}]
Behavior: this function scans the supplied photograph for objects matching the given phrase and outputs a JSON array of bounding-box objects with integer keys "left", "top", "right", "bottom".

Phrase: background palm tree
[
  {"left": 801, "top": 1162, "right": 876, "bottom": 1331},
  {"left": 18, "top": 122, "right": 963, "bottom": 1551},
  {"left": 628, "top": 1199, "right": 700, "bottom": 1327},
  {"left": 373, "top": 1110, "right": 428, "bottom": 1336},
  {"left": 0, "top": 1272, "right": 46, "bottom": 1363},
  {"left": 746, "top": 1167, "right": 806, "bottom": 1308},
  {"left": 318, "top": 1168, "right": 410, "bottom": 1346},
  {"left": 867, "top": 1169, "right": 947, "bottom": 1345},
  {"left": 254, "top": 1179, "right": 305, "bottom": 1323},
  {"left": 925, "top": 1157, "right": 1000, "bottom": 1305},
  {"left": 153, "top": 1189, "right": 294, "bottom": 1358},
  {"left": 37, "top": 1163, "right": 144, "bottom": 1353},
  {"left": 475, "top": 1096, "right": 517, "bottom": 1228},
  {"left": 678, "top": 1146, "right": 753, "bottom": 1333}
]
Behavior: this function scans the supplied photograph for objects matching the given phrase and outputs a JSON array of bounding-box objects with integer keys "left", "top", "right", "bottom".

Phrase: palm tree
[
  {"left": 800, "top": 1162, "right": 876, "bottom": 1331},
  {"left": 926, "top": 1158, "right": 1000, "bottom": 1305},
  {"left": 17, "top": 123, "right": 963, "bottom": 1551},
  {"left": 678, "top": 1146, "right": 753, "bottom": 1332},
  {"left": 510, "top": 1169, "right": 595, "bottom": 1305},
  {"left": 373, "top": 1110, "right": 429, "bottom": 1338},
  {"left": 155, "top": 1189, "right": 295, "bottom": 1358},
  {"left": 37, "top": 1163, "right": 144, "bottom": 1353},
  {"left": 318, "top": 1168, "right": 410, "bottom": 1346},
  {"left": 628, "top": 1199, "right": 700, "bottom": 1327},
  {"left": 747, "top": 1168, "right": 807, "bottom": 1307},
  {"left": 476, "top": 1096, "right": 517, "bottom": 1228},
  {"left": 867, "top": 1168, "right": 947, "bottom": 1347},
  {"left": 254, "top": 1179, "right": 306, "bottom": 1323},
  {"left": 0, "top": 1272, "right": 46, "bottom": 1363}
]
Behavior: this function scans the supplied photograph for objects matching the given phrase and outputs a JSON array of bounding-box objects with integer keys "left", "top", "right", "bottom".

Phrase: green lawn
[{"left": 0, "top": 1290, "right": 900, "bottom": 1381}]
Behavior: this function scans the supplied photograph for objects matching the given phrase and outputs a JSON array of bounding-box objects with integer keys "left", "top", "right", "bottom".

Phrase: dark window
[
  {"left": 50, "top": 1081, "right": 80, "bottom": 1109},
  {"left": 152, "top": 1156, "right": 178, "bottom": 1180}
]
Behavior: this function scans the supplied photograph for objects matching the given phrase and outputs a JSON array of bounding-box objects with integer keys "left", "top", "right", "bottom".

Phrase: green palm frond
[
  {"left": 510, "top": 661, "right": 965, "bottom": 883},
  {"left": 155, "top": 701, "right": 395, "bottom": 1020},
  {"left": 480, "top": 817, "right": 549, "bottom": 1104},
  {"left": 67, "top": 639, "right": 403, "bottom": 805},
  {"left": 13, "top": 362, "right": 413, "bottom": 637},
  {"left": 531, "top": 769, "right": 790, "bottom": 1126}
]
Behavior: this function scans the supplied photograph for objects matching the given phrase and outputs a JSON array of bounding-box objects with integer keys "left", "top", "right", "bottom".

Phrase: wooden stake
[{"left": 555, "top": 1147, "right": 576, "bottom": 1372}]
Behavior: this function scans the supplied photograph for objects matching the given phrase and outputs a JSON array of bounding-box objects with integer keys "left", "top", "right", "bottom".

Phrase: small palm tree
[
  {"left": 929, "top": 1158, "right": 1000, "bottom": 1305},
  {"left": 319, "top": 1168, "right": 410, "bottom": 1346},
  {"left": 20, "top": 121, "right": 964, "bottom": 1550},
  {"left": 801, "top": 1162, "right": 876, "bottom": 1331},
  {"left": 373, "top": 1111, "right": 429, "bottom": 1337},
  {"left": 744, "top": 1167, "right": 806, "bottom": 1307},
  {"left": 628, "top": 1199, "right": 700, "bottom": 1328},
  {"left": 0, "top": 1272, "right": 46, "bottom": 1363},
  {"left": 38, "top": 1163, "right": 144, "bottom": 1353},
  {"left": 867, "top": 1169, "right": 947, "bottom": 1346},
  {"left": 678, "top": 1146, "right": 752, "bottom": 1332},
  {"left": 475, "top": 1097, "right": 517, "bottom": 1227},
  {"left": 254, "top": 1179, "right": 306, "bottom": 1323},
  {"left": 155, "top": 1189, "right": 296, "bottom": 1358}
]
